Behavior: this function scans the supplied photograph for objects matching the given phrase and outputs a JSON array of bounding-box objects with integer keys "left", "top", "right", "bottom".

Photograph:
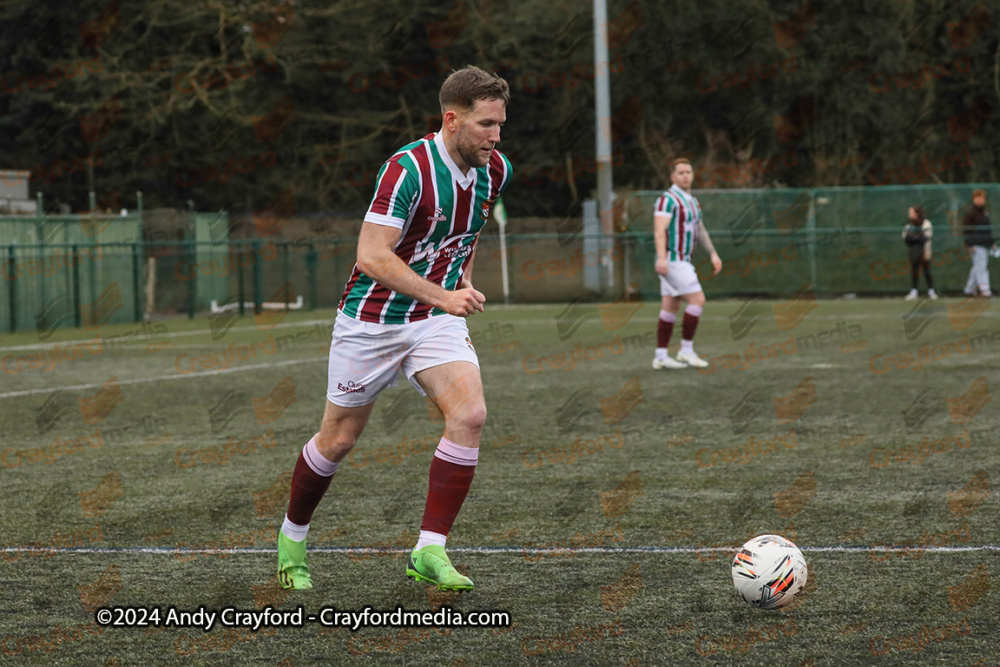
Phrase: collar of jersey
[
  {"left": 433, "top": 131, "right": 476, "bottom": 190},
  {"left": 669, "top": 184, "right": 696, "bottom": 207}
]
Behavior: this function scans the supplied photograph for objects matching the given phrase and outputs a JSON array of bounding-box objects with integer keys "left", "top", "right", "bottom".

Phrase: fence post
[
  {"left": 282, "top": 242, "right": 290, "bottom": 304},
  {"left": 132, "top": 242, "right": 141, "bottom": 322},
  {"left": 807, "top": 189, "right": 818, "bottom": 292},
  {"left": 72, "top": 245, "right": 81, "bottom": 328},
  {"left": 187, "top": 240, "right": 195, "bottom": 319},
  {"left": 252, "top": 239, "right": 262, "bottom": 313},
  {"left": 306, "top": 242, "right": 317, "bottom": 311},
  {"left": 6, "top": 245, "right": 15, "bottom": 333},
  {"left": 237, "top": 240, "right": 246, "bottom": 317}
]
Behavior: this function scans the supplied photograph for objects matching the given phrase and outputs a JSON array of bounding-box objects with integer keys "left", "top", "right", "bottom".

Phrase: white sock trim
[
  {"left": 685, "top": 304, "right": 703, "bottom": 318},
  {"left": 303, "top": 436, "right": 339, "bottom": 477},
  {"left": 281, "top": 515, "right": 309, "bottom": 542},
  {"left": 680, "top": 339, "right": 694, "bottom": 353},
  {"left": 415, "top": 530, "right": 447, "bottom": 550},
  {"left": 659, "top": 310, "right": 676, "bottom": 323},
  {"left": 433, "top": 436, "right": 478, "bottom": 466}
]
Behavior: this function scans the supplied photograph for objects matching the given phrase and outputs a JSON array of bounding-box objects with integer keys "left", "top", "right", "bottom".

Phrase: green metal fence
[{"left": 1, "top": 184, "right": 996, "bottom": 336}]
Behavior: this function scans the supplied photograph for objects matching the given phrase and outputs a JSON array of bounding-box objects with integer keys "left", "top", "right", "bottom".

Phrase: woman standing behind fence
[{"left": 902, "top": 205, "right": 936, "bottom": 300}]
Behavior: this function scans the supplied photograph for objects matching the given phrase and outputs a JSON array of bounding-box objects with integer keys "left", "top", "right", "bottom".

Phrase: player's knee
[
  {"left": 452, "top": 402, "right": 487, "bottom": 434},
  {"left": 314, "top": 431, "right": 357, "bottom": 459}
]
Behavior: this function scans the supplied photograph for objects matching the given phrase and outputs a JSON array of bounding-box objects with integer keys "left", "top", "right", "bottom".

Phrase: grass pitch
[{"left": 1, "top": 298, "right": 998, "bottom": 665}]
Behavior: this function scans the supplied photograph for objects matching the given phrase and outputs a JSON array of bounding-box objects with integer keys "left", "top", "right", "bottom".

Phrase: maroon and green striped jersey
[
  {"left": 654, "top": 184, "right": 702, "bottom": 262},
  {"left": 339, "top": 132, "right": 512, "bottom": 324}
]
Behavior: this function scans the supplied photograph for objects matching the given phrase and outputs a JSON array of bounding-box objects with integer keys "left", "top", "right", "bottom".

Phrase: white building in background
[{"left": 0, "top": 170, "right": 36, "bottom": 214}]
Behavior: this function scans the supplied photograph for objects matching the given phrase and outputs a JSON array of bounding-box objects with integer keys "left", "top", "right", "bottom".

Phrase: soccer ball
[{"left": 732, "top": 534, "right": 808, "bottom": 609}]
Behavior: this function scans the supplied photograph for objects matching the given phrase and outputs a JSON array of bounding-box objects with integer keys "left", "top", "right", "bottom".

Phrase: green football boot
[
  {"left": 406, "top": 545, "right": 474, "bottom": 591},
  {"left": 277, "top": 531, "right": 313, "bottom": 590}
]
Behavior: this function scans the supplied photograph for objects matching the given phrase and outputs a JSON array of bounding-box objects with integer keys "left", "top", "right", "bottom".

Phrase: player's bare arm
[
  {"left": 697, "top": 221, "right": 723, "bottom": 275},
  {"left": 356, "top": 222, "right": 485, "bottom": 317},
  {"left": 654, "top": 213, "right": 670, "bottom": 276}
]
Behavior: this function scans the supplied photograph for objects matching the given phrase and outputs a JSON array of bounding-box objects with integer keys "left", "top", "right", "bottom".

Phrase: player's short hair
[
  {"left": 440, "top": 66, "right": 510, "bottom": 115},
  {"left": 670, "top": 157, "right": 692, "bottom": 174},
  {"left": 910, "top": 205, "right": 925, "bottom": 221},
  {"left": 972, "top": 189, "right": 987, "bottom": 198}
]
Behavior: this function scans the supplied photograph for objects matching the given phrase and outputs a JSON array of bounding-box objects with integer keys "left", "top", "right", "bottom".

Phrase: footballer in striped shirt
[
  {"left": 651, "top": 158, "right": 722, "bottom": 370},
  {"left": 277, "top": 66, "right": 512, "bottom": 592}
]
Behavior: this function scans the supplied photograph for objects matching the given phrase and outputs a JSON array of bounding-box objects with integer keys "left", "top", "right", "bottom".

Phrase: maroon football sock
[
  {"left": 420, "top": 437, "right": 478, "bottom": 536},
  {"left": 286, "top": 437, "right": 338, "bottom": 526},
  {"left": 682, "top": 304, "right": 702, "bottom": 341}
]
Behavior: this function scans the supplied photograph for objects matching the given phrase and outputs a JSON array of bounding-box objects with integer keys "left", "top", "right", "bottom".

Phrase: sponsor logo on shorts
[{"left": 337, "top": 381, "right": 366, "bottom": 394}]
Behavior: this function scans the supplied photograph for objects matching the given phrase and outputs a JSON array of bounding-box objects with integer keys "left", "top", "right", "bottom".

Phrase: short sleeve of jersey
[
  {"left": 364, "top": 158, "right": 419, "bottom": 229},
  {"left": 654, "top": 194, "right": 675, "bottom": 219},
  {"left": 497, "top": 152, "right": 514, "bottom": 197}
]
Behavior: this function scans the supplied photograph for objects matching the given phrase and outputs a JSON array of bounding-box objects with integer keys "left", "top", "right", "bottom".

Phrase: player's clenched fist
[
  {"left": 655, "top": 257, "right": 670, "bottom": 276},
  {"left": 440, "top": 287, "right": 486, "bottom": 317}
]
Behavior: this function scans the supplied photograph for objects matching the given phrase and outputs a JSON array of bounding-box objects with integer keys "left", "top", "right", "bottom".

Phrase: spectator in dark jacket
[{"left": 902, "top": 205, "right": 935, "bottom": 300}]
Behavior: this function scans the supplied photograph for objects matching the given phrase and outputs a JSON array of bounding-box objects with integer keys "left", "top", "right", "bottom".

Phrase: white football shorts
[
  {"left": 658, "top": 260, "right": 703, "bottom": 297},
  {"left": 326, "top": 310, "right": 480, "bottom": 407}
]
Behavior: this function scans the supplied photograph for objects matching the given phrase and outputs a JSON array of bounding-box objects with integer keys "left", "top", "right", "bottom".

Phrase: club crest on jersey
[
  {"left": 480, "top": 198, "right": 495, "bottom": 221},
  {"left": 428, "top": 207, "right": 447, "bottom": 223}
]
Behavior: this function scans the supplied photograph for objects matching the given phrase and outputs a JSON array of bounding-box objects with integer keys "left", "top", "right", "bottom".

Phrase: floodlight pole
[{"left": 594, "top": 0, "right": 614, "bottom": 295}]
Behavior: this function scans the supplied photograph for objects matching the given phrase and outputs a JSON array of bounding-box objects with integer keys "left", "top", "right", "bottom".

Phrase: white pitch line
[
  {"left": 3, "top": 310, "right": 995, "bottom": 352},
  {"left": 0, "top": 319, "right": 334, "bottom": 353},
  {"left": 0, "top": 357, "right": 319, "bottom": 399},
  {"left": 2, "top": 545, "right": 998, "bottom": 556}
]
